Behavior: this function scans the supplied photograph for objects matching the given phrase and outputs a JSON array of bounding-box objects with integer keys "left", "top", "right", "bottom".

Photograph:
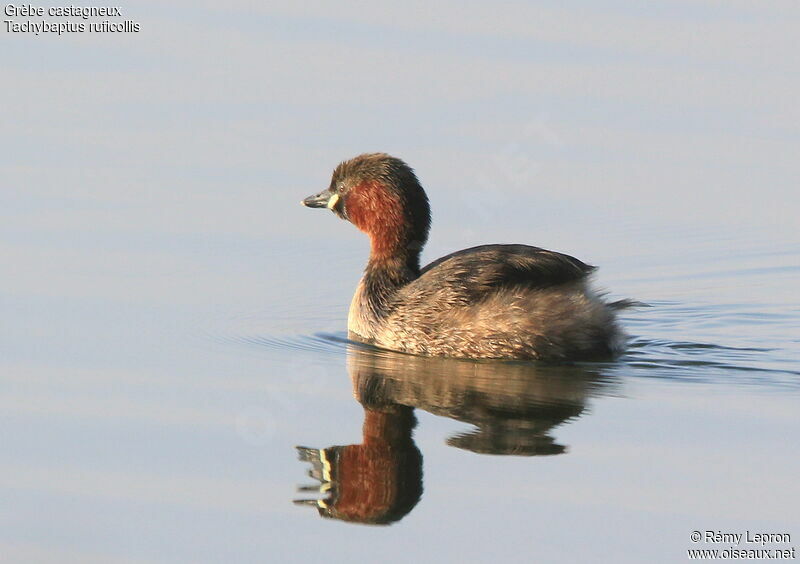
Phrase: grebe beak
[{"left": 301, "top": 190, "right": 334, "bottom": 208}]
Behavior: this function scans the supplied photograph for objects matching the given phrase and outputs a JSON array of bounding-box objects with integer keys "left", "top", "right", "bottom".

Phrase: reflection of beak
[
  {"left": 293, "top": 497, "right": 329, "bottom": 508},
  {"left": 294, "top": 446, "right": 334, "bottom": 509},
  {"left": 301, "top": 190, "right": 337, "bottom": 209},
  {"left": 296, "top": 446, "right": 333, "bottom": 481}
]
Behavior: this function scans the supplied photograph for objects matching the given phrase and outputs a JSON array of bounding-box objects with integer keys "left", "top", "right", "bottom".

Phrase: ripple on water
[
  {"left": 210, "top": 288, "right": 799, "bottom": 390},
  {"left": 620, "top": 336, "right": 800, "bottom": 388},
  {"left": 214, "top": 331, "right": 352, "bottom": 357},
  {"left": 213, "top": 325, "right": 799, "bottom": 391}
]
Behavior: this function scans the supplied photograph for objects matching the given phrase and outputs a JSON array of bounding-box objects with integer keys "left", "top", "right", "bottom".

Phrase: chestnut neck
[{"left": 346, "top": 179, "right": 427, "bottom": 286}]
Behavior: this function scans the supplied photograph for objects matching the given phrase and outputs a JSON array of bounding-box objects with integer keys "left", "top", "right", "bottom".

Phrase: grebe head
[{"left": 302, "top": 153, "right": 431, "bottom": 263}]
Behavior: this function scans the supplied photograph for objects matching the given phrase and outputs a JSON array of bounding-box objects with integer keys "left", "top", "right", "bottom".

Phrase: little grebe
[{"left": 302, "top": 153, "right": 626, "bottom": 361}]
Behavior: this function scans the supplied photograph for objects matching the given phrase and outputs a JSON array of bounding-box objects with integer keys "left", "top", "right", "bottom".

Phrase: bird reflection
[
  {"left": 295, "top": 404, "right": 422, "bottom": 525},
  {"left": 295, "top": 344, "right": 616, "bottom": 524}
]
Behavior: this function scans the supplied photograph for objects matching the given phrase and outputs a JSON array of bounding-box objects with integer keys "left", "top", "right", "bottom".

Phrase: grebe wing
[{"left": 419, "top": 244, "right": 593, "bottom": 290}]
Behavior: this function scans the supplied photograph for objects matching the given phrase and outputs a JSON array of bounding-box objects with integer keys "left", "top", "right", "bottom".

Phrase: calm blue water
[{"left": 2, "top": 3, "right": 799, "bottom": 563}]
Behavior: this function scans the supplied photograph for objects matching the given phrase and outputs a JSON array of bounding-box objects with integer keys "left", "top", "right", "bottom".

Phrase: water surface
[{"left": 2, "top": 2, "right": 799, "bottom": 563}]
